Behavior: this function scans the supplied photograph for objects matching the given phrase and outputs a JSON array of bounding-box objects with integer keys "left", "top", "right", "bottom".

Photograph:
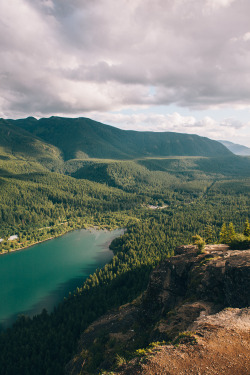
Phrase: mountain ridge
[{"left": 4, "top": 116, "right": 232, "bottom": 160}]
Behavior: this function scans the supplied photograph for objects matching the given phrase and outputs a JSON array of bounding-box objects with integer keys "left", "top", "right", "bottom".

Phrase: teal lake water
[{"left": 0, "top": 229, "right": 123, "bottom": 328}]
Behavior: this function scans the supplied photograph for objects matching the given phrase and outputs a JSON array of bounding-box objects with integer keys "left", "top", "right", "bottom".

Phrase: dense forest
[{"left": 0, "top": 117, "right": 249, "bottom": 374}]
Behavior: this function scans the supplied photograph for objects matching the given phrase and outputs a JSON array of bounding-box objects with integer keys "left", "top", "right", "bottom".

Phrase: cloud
[
  {"left": 1, "top": 0, "right": 250, "bottom": 119},
  {"left": 204, "top": 0, "right": 236, "bottom": 12},
  {"left": 88, "top": 111, "right": 250, "bottom": 147},
  {"left": 243, "top": 32, "right": 250, "bottom": 41}
]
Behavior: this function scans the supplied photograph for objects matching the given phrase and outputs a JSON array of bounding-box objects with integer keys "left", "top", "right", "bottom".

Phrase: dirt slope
[{"left": 120, "top": 308, "right": 250, "bottom": 375}]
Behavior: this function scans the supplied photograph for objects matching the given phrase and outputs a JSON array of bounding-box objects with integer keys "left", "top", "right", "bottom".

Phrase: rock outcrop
[
  {"left": 143, "top": 245, "right": 250, "bottom": 322},
  {"left": 120, "top": 308, "right": 250, "bottom": 375},
  {"left": 66, "top": 245, "right": 250, "bottom": 374}
]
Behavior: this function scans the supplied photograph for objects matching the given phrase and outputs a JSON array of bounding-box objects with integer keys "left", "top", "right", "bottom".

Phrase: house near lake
[{"left": 8, "top": 235, "right": 18, "bottom": 241}]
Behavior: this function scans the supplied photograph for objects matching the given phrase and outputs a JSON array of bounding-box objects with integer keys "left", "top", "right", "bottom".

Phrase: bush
[
  {"left": 134, "top": 348, "right": 150, "bottom": 357},
  {"left": 115, "top": 354, "right": 127, "bottom": 367},
  {"left": 230, "top": 233, "right": 250, "bottom": 250},
  {"left": 173, "top": 331, "right": 197, "bottom": 346},
  {"left": 192, "top": 234, "right": 206, "bottom": 253}
]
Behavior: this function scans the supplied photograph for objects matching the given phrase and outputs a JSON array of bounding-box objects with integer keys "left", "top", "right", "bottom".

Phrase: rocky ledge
[{"left": 66, "top": 245, "right": 250, "bottom": 374}]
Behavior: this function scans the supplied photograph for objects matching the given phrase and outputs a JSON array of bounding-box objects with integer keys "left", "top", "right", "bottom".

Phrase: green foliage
[
  {"left": 192, "top": 234, "right": 206, "bottom": 252},
  {"left": 134, "top": 348, "right": 150, "bottom": 357},
  {"left": 219, "top": 223, "right": 229, "bottom": 244},
  {"left": 243, "top": 219, "right": 250, "bottom": 237},
  {"left": 173, "top": 331, "right": 197, "bottom": 346},
  {"left": 204, "top": 224, "right": 215, "bottom": 244},
  {"left": 229, "top": 233, "right": 250, "bottom": 250},
  {"left": 148, "top": 341, "right": 166, "bottom": 348},
  {"left": 228, "top": 222, "right": 236, "bottom": 242},
  {"left": 219, "top": 221, "right": 250, "bottom": 250},
  {"left": 133, "top": 341, "right": 166, "bottom": 361},
  {"left": 115, "top": 354, "right": 127, "bottom": 367}
]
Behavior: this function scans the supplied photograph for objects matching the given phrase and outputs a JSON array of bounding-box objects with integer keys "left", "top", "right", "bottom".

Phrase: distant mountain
[
  {"left": 8, "top": 116, "right": 232, "bottom": 160},
  {"left": 218, "top": 140, "right": 250, "bottom": 156}
]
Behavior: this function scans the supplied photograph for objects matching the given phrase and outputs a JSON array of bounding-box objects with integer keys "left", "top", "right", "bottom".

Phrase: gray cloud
[{"left": 1, "top": 0, "right": 250, "bottom": 118}]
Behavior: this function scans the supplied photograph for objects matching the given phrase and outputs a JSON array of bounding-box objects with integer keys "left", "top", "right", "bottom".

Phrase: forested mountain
[
  {"left": 219, "top": 139, "right": 250, "bottom": 156},
  {"left": 0, "top": 119, "right": 63, "bottom": 169},
  {"left": 5, "top": 116, "right": 232, "bottom": 160}
]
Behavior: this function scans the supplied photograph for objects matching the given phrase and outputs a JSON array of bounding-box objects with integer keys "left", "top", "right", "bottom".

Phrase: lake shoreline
[
  {"left": 0, "top": 228, "right": 124, "bottom": 327},
  {"left": 0, "top": 225, "right": 123, "bottom": 256}
]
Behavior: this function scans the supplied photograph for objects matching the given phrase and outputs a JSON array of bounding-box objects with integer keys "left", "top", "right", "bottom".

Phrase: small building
[
  {"left": 8, "top": 235, "right": 19, "bottom": 241},
  {"left": 0, "top": 238, "right": 3, "bottom": 243}
]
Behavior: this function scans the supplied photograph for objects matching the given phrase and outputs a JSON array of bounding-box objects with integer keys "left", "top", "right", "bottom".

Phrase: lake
[{"left": 0, "top": 228, "right": 123, "bottom": 328}]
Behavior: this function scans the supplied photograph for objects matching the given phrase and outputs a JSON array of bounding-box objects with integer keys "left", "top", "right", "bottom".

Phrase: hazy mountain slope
[
  {"left": 219, "top": 140, "right": 250, "bottom": 156},
  {"left": 9, "top": 116, "right": 232, "bottom": 160}
]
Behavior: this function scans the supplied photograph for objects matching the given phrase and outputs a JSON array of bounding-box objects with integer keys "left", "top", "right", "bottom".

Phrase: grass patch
[{"left": 173, "top": 331, "right": 197, "bottom": 346}]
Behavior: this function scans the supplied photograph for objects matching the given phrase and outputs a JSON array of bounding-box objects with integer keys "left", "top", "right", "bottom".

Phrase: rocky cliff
[{"left": 66, "top": 245, "right": 250, "bottom": 374}]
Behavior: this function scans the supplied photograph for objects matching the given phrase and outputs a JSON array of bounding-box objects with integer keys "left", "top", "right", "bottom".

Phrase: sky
[{"left": 1, "top": 0, "right": 250, "bottom": 146}]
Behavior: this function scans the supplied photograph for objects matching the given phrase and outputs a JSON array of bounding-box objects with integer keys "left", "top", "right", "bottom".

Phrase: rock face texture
[
  {"left": 143, "top": 246, "right": 250, "bottom": 322},
  {"left": 66, "top": 245, "right": 250, "bottom": 375}
]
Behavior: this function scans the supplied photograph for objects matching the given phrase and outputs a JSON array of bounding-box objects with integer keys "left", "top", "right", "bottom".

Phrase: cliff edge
[{"left": 66, "top": 245, "right": 250, "bottom": 374}]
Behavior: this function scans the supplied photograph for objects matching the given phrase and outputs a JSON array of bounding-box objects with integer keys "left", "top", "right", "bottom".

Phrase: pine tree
[
  {"left": 219, "top": 223, "right": 229, "bottom": 244},
  {"left": 205, "top": 224, "right": 214, "bottom": 244},
  {"left": 228, "top": 222, "right": 236, "bottom": 242},
  {"left": 243, "top": 219, "right": 250, "bottom": 237}
]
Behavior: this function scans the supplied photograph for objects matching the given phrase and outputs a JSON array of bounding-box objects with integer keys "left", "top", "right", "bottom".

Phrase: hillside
[
  {"left": 219, "top": 140, "right": 250, "bottom": 156},
  {"left": 7, "top": 116, "right": 232, "bottom": 160},
  {"left": 66, "top": 245, "right": 250, "bottom": 374},
  {"left": 0, "top": 119, "right": 63, "bottom": 170}
]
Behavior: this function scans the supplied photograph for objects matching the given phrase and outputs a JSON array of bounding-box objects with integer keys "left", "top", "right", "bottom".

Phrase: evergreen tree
[
  {"left": 228, "top": 222, "right": 236, "bottom": 242},
  {"left": 219, "top": 223, "right": 229, "bottom": 244},
  {"left": 243, "top": 219, "right": 250, "bottom": 237},
  {"left": 204, "top": 224, "right": 214, "bottom": 244}
]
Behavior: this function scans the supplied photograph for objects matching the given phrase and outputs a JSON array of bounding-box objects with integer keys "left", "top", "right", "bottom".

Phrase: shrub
[
  {"left": 229, "top": 233, "right": 250, "bottom": 250},
  {"left": 115, "top": 354, "right": 127, "bottom": 367},
  {"left": 149, "top": 341, "right": 166, "bottom": 348},
  {"left": 134, "top": 348, "right": 150, "bottom": 357},
  {"left": 173, "top": 331, "right": 197, "bottom": 346},
  {"left": 192, "top": 234, "right": 206, "bottom": 253}
]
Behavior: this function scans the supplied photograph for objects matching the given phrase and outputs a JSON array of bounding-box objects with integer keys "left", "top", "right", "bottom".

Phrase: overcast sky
[{"left": 1, "top": 0, "right": 250, "bottom": 146}]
